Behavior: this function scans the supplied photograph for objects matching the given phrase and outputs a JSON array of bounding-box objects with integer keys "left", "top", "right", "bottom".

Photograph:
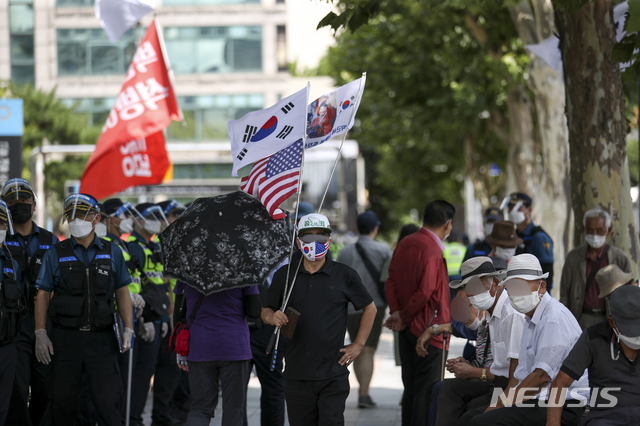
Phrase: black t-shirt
[
  {"left": 266, "top": 257, "right": 373, "bottom": 381},
  {"left": 561, "top": 320, "right": 640, "bottom": 410}
]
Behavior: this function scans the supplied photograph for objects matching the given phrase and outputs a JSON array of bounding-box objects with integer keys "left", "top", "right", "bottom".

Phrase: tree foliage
[
  {"left": 320, "top": 0, "right": 527, "bottom": 230},
  {"left": 0, "top": 83, "right": 100, "bottom": 213}
]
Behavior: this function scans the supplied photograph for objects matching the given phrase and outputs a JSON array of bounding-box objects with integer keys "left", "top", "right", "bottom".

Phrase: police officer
[
  {"left": 443, "top": 231, "right": 467, "bottom": 281},
  {"left": 152, "top": 199, "right": 187, "bottom": 426},
  {"left": 501, "top": 192, "right": 554, "bottom": 290},
  {"left": 1, "top": 178, "right": 59, "bottom": 426},
  {"left": 462, "top": 207, "right": 504, "bottom": 262},
  {"left": 0, "top": 201, "right": 23, "bottom": 425},
  {"left": 126, "top": 203, "right": 171, "bottom": 426},
  {"left": 34, "top": 193, "right": 134, "bottom": 426}
]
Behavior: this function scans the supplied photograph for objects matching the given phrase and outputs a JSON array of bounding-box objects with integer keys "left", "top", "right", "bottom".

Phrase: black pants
[
  {"left": 399, "top": 328, "right": 442, "bottom": 426},
  {"left": 283, "top": 374, "right": 350, "bottom": 426},
  {"left": 187, "top": 359, "right": 249, "bottom": 426},
  {"left": 459, "top": 401, "right": 584, "bottom": 426},
  {"left": 128, "top": 321, "right": 161, "bottom": 426},
  {"left": 152, "top": 327, "right": 181, "bottom": 425},
  {"left": 48, "top": 328, "right": 123, "bottom": 426},
  {"left": 435, "top": 376, "right": 509, "bottom": 426},
  {"left": 0, "top": 343, "right": 17, "bottom": 425},
  {"left": 7, "top": 314, "right": 51, "bottom": 426},
  {"left": 244, "top": 324, "right": 285, "bottom": 426}
]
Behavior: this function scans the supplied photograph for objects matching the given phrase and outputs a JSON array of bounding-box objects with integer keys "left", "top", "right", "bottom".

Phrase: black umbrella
[{"left": 160, "top": 191, "right": 291, "bottom": 295}]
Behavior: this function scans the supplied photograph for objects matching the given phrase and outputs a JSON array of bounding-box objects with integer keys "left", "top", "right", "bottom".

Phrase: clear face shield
[
  {"left": 111, "top": 202, "right": 145, "bottom": 234},
  {"left": 140, "top": 206, "right": 169, "bottom": 234},
  {"left": 63, "top": 194, "right": 99, "bottom": 224},
  {"left": 162, "top": 200, "right": 187, "bottom": 218},
  {"left": 1, "top": 178, "right": 36, "bottom": 205},
  {"left": 0, "top": 200, "right": 16, "bottom": 236}
]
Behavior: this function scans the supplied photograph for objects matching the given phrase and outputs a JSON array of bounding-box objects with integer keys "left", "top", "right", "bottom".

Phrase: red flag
[{"left": 80, "top": 18, "right": 181, "bottom": 200}]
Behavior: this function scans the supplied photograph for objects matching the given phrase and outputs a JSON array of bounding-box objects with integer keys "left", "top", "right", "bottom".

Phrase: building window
[
  {"left": 56, "top": 0, "right": 95, "bottom": 5},
  {"left": 276, "top": 25, "right": 287, "bottom": 72},
  {"left": 163, "top": 0, "right": 258, "bottom": 4},
  {"left": 9, "top": 0, "right": 35, "bottom": 85},
  {"left": 57, "top": 28, "right": 136, "bottom": 76},
  {"left": 64, "top": 94, "right": 264, "bottom": 142},
  {"left": 163, "top": 26, "right": 262, "bottom": 74}
]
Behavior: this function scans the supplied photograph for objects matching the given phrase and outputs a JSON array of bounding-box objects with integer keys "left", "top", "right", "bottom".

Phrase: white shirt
[
  {"left": 488, "top": 291, "right": 525, "bottom": 378},
  {"left": 514, "top": 292, "right": 589, "bottom": 401}
]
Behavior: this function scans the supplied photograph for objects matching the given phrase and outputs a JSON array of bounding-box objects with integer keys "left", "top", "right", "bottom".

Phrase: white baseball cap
[{"left": 296, "top": 213, "right": 332, "bottom": 234}]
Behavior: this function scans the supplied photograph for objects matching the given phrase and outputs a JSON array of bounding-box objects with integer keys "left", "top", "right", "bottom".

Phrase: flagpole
[
  {"left": 317, "top": 72, "right": 366, "bottom": 212},
  {"left": 266, "top": 82, "right": 311, "bottom": 359},
  {"left": 154, "top": 16, "right": 186, "bottom": 126}
]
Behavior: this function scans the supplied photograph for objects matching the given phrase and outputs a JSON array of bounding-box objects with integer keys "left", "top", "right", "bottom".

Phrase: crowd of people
[{"left": 0, "top": 179, "right": 637, "bottom": 426}]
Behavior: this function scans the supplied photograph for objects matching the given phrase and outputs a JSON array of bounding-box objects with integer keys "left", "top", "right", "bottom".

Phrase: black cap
[
  {"left": 610, "top": 286, "right": 640, "bottom": 337},
  {"left": 484, "top": 207, "right": 503, "bottom": 222},
  {"left": 103, "top": 198, "right": 124, "bottom": 216},
  {"left": 357, "top": 210, "right": 381, "bottom": 234},
  {"left": 158, "top": 200, "right": 185, "bottom": 217},
  {"left": 135, "top": 203, "right": 156, "bottom": 217},
  {"left": 508, "top": 192, "right": 532, "bottom": 208}
]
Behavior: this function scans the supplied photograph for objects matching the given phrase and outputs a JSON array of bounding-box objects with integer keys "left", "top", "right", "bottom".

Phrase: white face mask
[
  {"left": 585, "top": 234, "right": 606, "bottom": 249},
  {"left": 468, "top": 288, "right": 496, "bottom": 311},
  {"left": 495, "top": 246, "right": 517, "bottom": 261},
  {"left": 144, "top": 219, "right": 161, "bottom": 235},
  {"left": 467, "top": 313, "right": 484, "bottom": 331},
  {"left": 95, "top": 223, "right": 107, "bottom": 238},
  {"left": 613, "top": 327, "right": 640, "bottom": 350},
  {"left": 509, "top": 282, "right": 543, "bottom": 314},
  {"left": 484, "top": 223, "right": 494, "bottom": 237},
  {"left": 119, "top": 218, "right": 133, "bottom": 234},
  {"left": 509, "top": 209, "right": 526, "bottom": 225},
  {"left": 0, "top": 230, "right": 6, "bottom": 245},
  {"left": 69, "top": 218, "right": 95, "bottom": 239}
]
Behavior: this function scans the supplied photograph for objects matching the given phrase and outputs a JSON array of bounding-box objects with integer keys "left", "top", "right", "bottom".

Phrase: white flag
[
  {"left": 229, "top": 86, "right": 308, "bottom": 177},
  {"left": 95, "top": 0, "right": 156, "bottom": 43},
  {"left": 305, "top": 76, "right": 366, "bottom": 149}
]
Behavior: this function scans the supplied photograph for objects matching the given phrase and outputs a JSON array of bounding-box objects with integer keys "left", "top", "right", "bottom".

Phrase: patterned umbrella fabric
[{"left": 160, "top": 191, "right": 291, "bottom": 295}]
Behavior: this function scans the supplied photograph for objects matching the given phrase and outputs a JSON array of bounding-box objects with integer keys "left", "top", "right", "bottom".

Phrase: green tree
[
  {"left": 320, "top": 0, "right": 525, "bottom": 230},
  {"left": 0, "top": 83, "right": 100, "bottom": 216}
]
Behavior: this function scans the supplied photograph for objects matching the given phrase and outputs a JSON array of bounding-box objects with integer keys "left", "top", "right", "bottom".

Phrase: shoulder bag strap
[
  {"left": 187, "top": 293, "right": 206, "bottom": 324},
  {"left": 355, "top": 242, "right": 381, "bottom": 283}
]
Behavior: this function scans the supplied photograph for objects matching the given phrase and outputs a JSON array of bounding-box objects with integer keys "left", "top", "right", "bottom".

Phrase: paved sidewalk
[{"left": 142, "top": 328, "right": 467, "bottom": 425}]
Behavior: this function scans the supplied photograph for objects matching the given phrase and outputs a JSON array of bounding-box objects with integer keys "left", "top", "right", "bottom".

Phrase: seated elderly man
[
  {"left": 459, "top": 254, "right": 589, "bottom": 426},
  {"left": 547, "top": 285, "right": 640, "bottom": 425},
  {"left": 423, "top": 256, "right": 525, "bottom": 426}
]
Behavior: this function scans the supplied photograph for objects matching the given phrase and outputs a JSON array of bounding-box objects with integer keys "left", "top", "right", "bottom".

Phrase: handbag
[
  {"left": 169, "top": 293, "right": 205, "bottom": 357},
  {"left": 355, "top": 242, "right": 388, "bottom": 303}
]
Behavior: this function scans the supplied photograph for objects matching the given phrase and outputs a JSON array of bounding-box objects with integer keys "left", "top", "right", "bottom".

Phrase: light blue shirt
[{"left": 514, "top": 292, "right": 589, "bottom": 401}]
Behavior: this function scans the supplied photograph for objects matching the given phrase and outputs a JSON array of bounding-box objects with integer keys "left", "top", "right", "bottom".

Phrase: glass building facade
[{"left": 9, "top": 0, "right": 35, "bottom": 85}]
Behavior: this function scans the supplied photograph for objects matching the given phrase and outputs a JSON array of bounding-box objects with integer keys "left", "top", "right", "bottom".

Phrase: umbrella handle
[{"left": 266, "top": 330, "right": 278, "bottom": 355}]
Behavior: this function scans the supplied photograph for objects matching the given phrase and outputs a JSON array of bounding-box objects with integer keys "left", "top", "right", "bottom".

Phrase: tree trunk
[
  {"left": 554, "top": 0, "right": 640, "bottom": 274},
  {"left": 507, "top": 0, "right": 572, "bottom": 296}
]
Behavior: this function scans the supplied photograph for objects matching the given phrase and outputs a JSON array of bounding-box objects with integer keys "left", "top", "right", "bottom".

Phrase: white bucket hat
[
  {"left": 499, "top": 253, "right": 548, "bottom": 286},
  {"left": 449, "top": 256, "right": 505, "bottom": 289}
]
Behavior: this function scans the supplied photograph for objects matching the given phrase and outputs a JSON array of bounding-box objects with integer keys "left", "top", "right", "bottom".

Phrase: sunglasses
[{"left": 299, "top": 233, "right": 331, "bottom": 244}]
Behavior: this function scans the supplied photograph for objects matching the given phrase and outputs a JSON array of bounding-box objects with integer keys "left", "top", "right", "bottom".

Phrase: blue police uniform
[
  {"left": 36, "top": 235, "right": 131, "bottom": 426},
  {"left": 0, "top": 248, "right": 21, "bottom": 425},
  {"left": 462, "top": 239, "right": 493, "bottom": 263},
  {"left": 6, "top": 222, "right": 58, "bottom": 426},
  {"left": 517, "top": 221, "right": 554, "bottom": 288}
]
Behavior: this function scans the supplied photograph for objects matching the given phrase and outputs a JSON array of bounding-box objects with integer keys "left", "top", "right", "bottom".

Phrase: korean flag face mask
[{"left": 298, "top": 237, "right": 331, "bottom": 262}]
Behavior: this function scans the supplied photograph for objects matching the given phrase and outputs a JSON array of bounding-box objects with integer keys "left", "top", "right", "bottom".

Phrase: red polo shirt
[{"left": 386, "top": 227, "right": 451, "bottom": 349}]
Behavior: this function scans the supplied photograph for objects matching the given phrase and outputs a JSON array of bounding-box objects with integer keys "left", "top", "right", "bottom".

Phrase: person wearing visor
[
  {"left": 595, "top": 264, "right": 635, "bottom": 317},
  {"left": 152, "top": 199, "right": 186, "bottom": 426},
  {"left": 263, "top": 213, "right": 376, "bottom": 426},
  {"left": 102, "top": 198, "right": 136, "bottom": 248},
  {"left": 428, "top": 257, "right": 524, "bottom": 426},
  {"left": 460, "top": 254, "right": 588, "bottom": 426},
  {"left": 33, "top": 193, "right": 134, "bottom": 426},
  {"left": 463, "top": 207, "right": 504, "bottom": 262},
  {"left": 501, "top": 193, "right": 554, "bottom": 291},
  {"left": 547, "top": 285, "right": 640, "bottom": 425},
  {"left": 1, "top": 178, "right": 59, "bottom": 426},
  {"left": 0, "top": 201, "right": 23, "bottom": 425},
  {"left": 560, "top": 208, "right": 631, "bottom": 330},
  {"left": 486, "top": 220, "right": 523, "bottom": 262},
  {"left": 126, "top": 203, "right": 171, "bottom": 426}
]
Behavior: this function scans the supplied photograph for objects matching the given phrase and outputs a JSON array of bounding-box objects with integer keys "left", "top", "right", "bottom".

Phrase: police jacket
[
  {"left": 126, "top": 231, "right": 165, "bottom": 292},
  {"left": 104, "top": 233, "right": 140, "bottom": 293},
  {"left": 36, "top": 236, "right": 132, "bottom": 331},
  {"left": 0, "top": 248, "right": 22, "bottom": 345},
  {"left": 5, "top": 223, "right": 57, "bottom": 313}
]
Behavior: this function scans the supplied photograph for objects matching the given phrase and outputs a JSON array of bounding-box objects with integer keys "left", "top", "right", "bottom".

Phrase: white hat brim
[
  {"left": 449, "top": 271, "right": 506, "bottom": 289},
  {"left": 499, "top": 272, "right": 549, "bottom": 286}
]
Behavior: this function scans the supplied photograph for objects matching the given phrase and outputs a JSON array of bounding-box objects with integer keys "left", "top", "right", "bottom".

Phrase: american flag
[
  {"left": 303, "top": 240, "right": 331, "bottom": 261},
  {"left": 240, "top": 139, "right": 303, "bottom": 220}
]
